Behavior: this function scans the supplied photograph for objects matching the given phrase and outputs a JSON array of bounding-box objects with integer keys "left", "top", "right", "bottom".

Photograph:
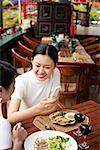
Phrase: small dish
[{"left": 65, "top": 112, "right": 75, "bottom": 121}]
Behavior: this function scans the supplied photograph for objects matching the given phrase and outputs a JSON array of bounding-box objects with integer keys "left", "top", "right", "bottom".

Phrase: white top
[
  {"left": 11, "top": 68, "right": 61, "bottom": 110},
  {"left": 0, "top": 117, "right": 12, "bottom": 149}
]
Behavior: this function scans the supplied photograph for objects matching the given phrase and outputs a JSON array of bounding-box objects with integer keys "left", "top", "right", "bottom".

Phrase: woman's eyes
[
  {"left": 45, "top": 67, "right": 51, "bottom": 69},
  {"left": 35, "top": 64, "right": 51, "bottom": 69},
  {"left": 35, "top": 64, "right": 40, "bottom": 67}
]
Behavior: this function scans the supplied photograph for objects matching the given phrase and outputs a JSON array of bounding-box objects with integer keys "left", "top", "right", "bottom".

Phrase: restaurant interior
[{"left": 0, "top": 0, "right": 100, "bottom": 150}]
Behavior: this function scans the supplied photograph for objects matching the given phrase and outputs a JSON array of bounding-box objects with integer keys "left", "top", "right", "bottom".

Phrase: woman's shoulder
[
  {"left": 52, "top": 67, "right": 60, "bottom": 79},
  {"left": 16, "top": 70, "right": 33, "bottom": 81},
  {"left": 54, "top": 67, "right": 60, "bottom": 75}
]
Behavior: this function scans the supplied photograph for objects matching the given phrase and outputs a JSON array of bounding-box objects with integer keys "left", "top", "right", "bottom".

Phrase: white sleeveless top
[
  {"left": 0, "top": 117, "right": 12, "bottom": 149},
  {"left": 11, "top": 68, "right": 61, "bottom": 110}
]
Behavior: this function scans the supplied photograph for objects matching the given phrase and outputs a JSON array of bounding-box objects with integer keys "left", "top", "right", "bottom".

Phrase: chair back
[
  {"left": 85, "top": 43, "right": 100, "bottom": 55},
  {"left": 57, "top": 65, "right": 82, "bottom": 105},
  {"left": 18, "top": 41, "right": 33, "bottom": 57},
  {"left": 23, "top": 35, "right": 39, "bottom": 49},
  {"left": 92, "top": 54, "right": 100, "bottom": 66},
  {"left": 80, "top": 37, "right": 97, "bottom": 47},
  {"left": 89, "top": 54, "right": 100, "bottom": 86},
  {"left": 58, "top": 65, "right": 82, "bottom": 92},
  {"left": 11, "top": 48, "right": 32, "bottom": 74}
]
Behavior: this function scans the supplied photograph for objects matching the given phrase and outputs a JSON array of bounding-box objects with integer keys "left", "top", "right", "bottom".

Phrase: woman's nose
[{"left": 38, "top": 67, "right": 44, "bottom": 74}]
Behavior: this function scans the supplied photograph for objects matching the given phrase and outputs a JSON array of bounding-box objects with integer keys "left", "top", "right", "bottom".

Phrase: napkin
[{"left": 0, "top": 117, "right": 12, "bottom": 149}]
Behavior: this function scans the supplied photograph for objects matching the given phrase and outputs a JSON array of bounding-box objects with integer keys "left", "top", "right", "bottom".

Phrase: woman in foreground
[{"left": 0, "top": 60, "right": 27, "bottom": 150}]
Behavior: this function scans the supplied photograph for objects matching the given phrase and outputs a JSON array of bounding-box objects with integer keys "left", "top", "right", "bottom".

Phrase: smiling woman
[{"left": 8, "top": 44, "right": 61, "bottom": 124}]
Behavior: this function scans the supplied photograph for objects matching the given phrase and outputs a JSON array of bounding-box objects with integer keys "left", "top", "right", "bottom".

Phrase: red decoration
[
  {"left": 70, "top": 15, "right": 75, "bottom": 38},
  {"left": 23, "top": 1, "right": 27, "bottom": 19}
]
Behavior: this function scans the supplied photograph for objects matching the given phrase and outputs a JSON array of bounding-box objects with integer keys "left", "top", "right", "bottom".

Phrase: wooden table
[
  {"left": 23, "top": 100, "right": 100, "bottom": 150},
  {"left": 58, "top": 55, "right": 95, "bottom": 66},
  {"left": 75, "top": 25, "right": 100, "bottom": 37},
  {"left": 41, "top": 36, "right": 95, "bottom": 66}
]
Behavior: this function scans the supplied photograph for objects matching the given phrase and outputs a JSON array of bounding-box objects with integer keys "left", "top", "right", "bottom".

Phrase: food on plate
[
  {"left": 34, "top": 136, "right": 71, "bottom": 150},
  {"left": 34, "top": 138, "right": 48, "bottom": 150},
  {"left": 24, "top": 130, "right": 78, "bottom": 150},
  {"left": 65, "top": 112, "right": 75, "bottom": 120},
  {"left": 49, "top": 111, "right": 76, "bottom": 125},
  {"left": 53, "top": 115, "right": 63, "bottom": 121}
]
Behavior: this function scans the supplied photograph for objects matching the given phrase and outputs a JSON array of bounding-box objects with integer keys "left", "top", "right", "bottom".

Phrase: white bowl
[{"left": 65, "top": 112, "right": 75, "bottom": 121}]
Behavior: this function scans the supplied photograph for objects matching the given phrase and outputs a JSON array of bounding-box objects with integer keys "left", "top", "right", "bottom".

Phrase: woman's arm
[
  {"left": 12, "top": 122, "right": 27, "bottom": 150},
  {"left": 8, "top": 97, "right": 58, "bottom": 124},
  {"left": 12, "top": 141, "right": 23, "bottom": 150},
  {"left": 8, "top": 98, "right": 40, "bottom": 123}
]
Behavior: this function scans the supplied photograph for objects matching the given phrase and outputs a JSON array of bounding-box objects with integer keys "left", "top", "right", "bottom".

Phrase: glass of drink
[
  {"left": 73, "top": 113, "right": 85, "bottom": 136},
  {"left": 78, "top": 124, "right": 92, "bottom": 149}
]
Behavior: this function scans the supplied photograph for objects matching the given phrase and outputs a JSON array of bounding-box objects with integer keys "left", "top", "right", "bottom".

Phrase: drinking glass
[
  {"left": 73, "top": 113, "right": 85, "bottom": 136},
  {"left": 78, "top": 124, "right": 92, "bottom": 149}
]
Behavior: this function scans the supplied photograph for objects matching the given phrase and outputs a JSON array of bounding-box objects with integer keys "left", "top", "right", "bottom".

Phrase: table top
[
  {"left": 58, "top": 54, "right": 95, "bottom": 66},
  {"left": 75, "top": 25, "right": 100, "bottom": 37},
  {"left": 22, "top": 100, "right": 100, "bottom": 150},
  {"left": 41, "top": 36, "right": 95, "bottom": 66}
]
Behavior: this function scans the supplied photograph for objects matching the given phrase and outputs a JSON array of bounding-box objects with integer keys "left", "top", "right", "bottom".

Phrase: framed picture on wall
[
  {"left": 38, "top": 5, "right": 52, "bottom": 20},
  {"left": 55, "top": 6, "right": 67, "bottom": 20},
  {"left": 38, "top": 22, "right": 51, "bottom": 36},
  {"left": 54, "top": 23, "right": 67, "bottom": 33}
]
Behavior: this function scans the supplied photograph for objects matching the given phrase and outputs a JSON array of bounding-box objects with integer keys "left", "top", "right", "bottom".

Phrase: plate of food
[
  {"left": 49, "top": 111, "right": 76, "bottom": 126},
  {"left": 24, "top": 130, "right": 78, "bottom": 150}
]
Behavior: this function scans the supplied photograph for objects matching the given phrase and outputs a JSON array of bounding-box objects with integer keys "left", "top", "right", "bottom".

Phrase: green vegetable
[{"left": 48, "top": 136, "right": 70, "bottom": 150}]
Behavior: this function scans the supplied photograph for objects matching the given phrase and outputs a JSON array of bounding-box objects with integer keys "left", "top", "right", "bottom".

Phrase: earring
[{"left": 0, "top": 86, "right": 2, "bottom": 103}]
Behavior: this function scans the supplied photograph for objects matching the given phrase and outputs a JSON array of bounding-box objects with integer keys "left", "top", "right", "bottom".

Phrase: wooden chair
[
  {"left": 88, "top": 51, "right": 100, "bottom": 102},
  {"left": 18, "top": 41, "right": 33, "bottom": 57},
  {"left": 79, "top": 37, "right": 97, "bottom": 47},
  {"left": 11, "top": 48, "right": 32, "bottom": 74},
  {"left": 26, "top": 35, "right": 41, "bottom": 44},
  {"left": 92, "top": 54, "right": 100, "bottom": 65},
  {"left": 84, "top": 43, "right": 100, "bottom": 55},
  {"left": 23, "top": 35, "right": 40, "bottom": 49},
  {"left": 72, "top": 2, "right": 92, "bottom": 27},
  {"left": 57, "top": 65, "right": 83, "bottom": 107},
  {"left": 91, "top": 54, "right": 100, "bottom": 86}
]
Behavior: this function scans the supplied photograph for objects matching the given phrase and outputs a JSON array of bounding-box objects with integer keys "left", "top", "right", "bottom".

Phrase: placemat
[{"left": 33, "top": 112, "right": 89, "bottom": 133}]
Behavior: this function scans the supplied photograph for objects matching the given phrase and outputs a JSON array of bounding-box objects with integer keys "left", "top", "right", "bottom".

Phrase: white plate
[{"left": 24, "top": 130, "right": 78, "bottom": 150}]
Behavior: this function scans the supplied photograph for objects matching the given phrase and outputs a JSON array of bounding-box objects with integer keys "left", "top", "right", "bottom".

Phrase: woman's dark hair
[
  {"left": 0, "top": 60, "right": 17, "bottom": 90},
  {"left": 32, "top": 44, "right": 58, "bottom": 65}
]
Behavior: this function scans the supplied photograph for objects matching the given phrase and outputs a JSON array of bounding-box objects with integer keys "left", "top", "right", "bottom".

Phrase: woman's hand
[
  {"left": 35, "top": 98, "right": 58, "bottom": 115},
  {"left": 12, "top": 122, "right": 28, "bottom": 143}
]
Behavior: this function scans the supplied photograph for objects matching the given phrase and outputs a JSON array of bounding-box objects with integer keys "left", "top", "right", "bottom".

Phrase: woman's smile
[{"left": 36, "top": 72, "right": 47, "bottom": 79}]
